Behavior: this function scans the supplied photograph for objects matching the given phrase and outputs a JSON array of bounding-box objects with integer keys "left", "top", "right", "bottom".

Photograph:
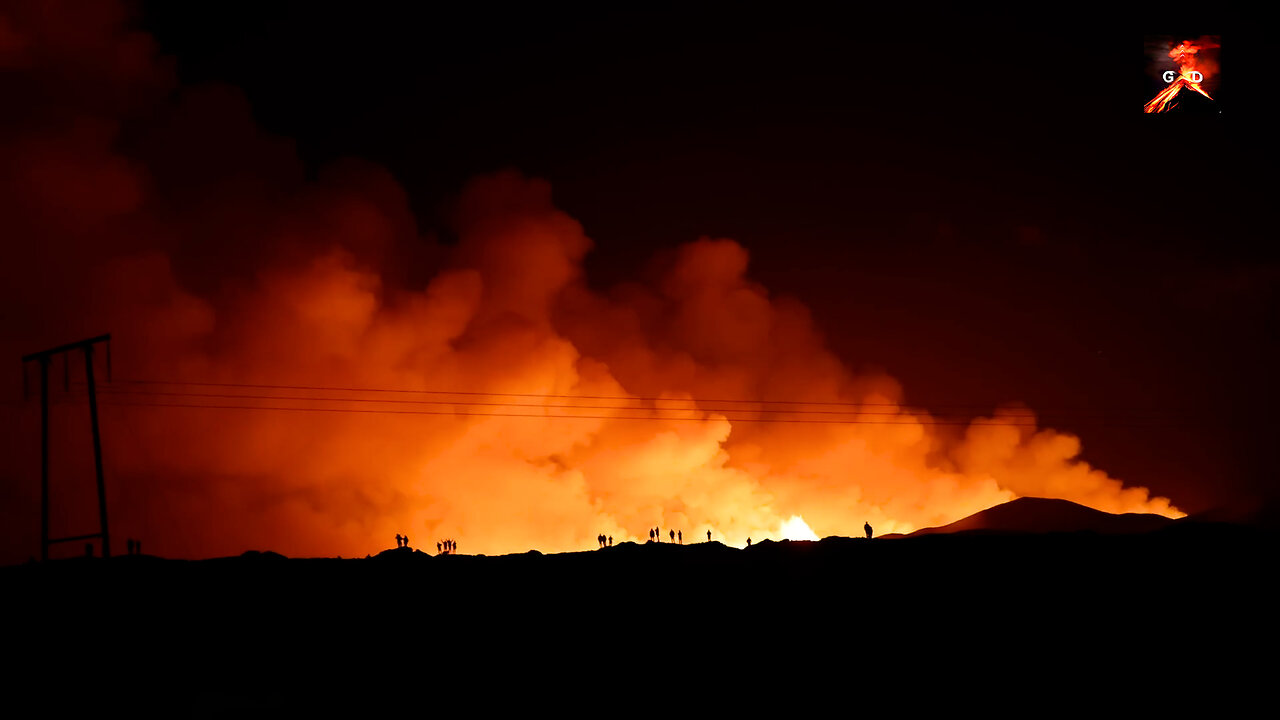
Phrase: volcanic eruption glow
[
  {"left": 1145, "top": 38, "right": 1219, "bottom": 113},
  {"left": 0, "top": 1, "right": 1186, "bottom": 563},
  {"left": 778, "top": 516, "right": 821, "bottom": 542}
]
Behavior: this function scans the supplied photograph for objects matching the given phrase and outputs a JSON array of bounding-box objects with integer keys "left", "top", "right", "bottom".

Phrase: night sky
[{"left": 1, "top": 1, "right": 1274, "bottom": 561}]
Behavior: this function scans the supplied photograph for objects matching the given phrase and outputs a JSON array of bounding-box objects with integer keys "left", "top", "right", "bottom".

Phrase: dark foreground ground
[{"left": 4, "top": 523, "right": 1276, "bottom": 714}]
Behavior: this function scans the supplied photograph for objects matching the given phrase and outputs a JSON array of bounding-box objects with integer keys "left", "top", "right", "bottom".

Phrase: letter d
[{"left": 1190, "top": 71, "right": 1203, "bottom": 82}]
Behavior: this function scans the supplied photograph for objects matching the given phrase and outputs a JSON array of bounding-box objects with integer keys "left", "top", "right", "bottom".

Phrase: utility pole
[{"left": 22, "top": 334, "right": 112, "bottom": 560}]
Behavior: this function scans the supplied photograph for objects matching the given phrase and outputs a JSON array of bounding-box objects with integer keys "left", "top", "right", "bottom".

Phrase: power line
[
  {"left": 87, "top": 387, "right": 1029, "bottom": 417},
  {"left": 82, "top": 387, "right": 1222, "bottom": 424},
  {"left": 86, "top": 400, "right": 1041, "bottom": 425},
  {"left": 80, "top": 397, "right": 1242, "bottom": 428},
  {"left": 90, "top": 377, "right": 1222, "bottom": 416},
  {"left": 99, "top": 378, "right": 1026, "bottom": 411}
]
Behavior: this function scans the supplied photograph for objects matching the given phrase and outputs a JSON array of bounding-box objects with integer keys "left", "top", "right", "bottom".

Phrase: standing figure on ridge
[{"left": 864, "top": 522, "right": 873, "bottom": 539}]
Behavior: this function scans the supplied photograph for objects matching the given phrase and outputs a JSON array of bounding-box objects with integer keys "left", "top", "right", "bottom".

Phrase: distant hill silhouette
[
  {"left": 901, "top": 497, "right": 1177, "bottom": 536},
  {"left": 238, "top": 550, "right": 288, "bottom": 560},
  {"left": 1182, "top": 496, "right": 1280, "bottom": 530},
  {"left": 373, "top": 546, "right": 430, "bottom": 560}
]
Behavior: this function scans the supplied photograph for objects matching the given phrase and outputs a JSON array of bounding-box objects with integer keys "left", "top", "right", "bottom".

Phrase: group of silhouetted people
[
  {"left": 125, "top": 538, "right": 143, "bottom": 555},
  {"left": 595, "top": 521, "right": 871, "bottom": 551},
  {"left": 391, "top": 520, "right": 871, "bottom": 556},
  {"left": 392, "top": 534, "right": 465, "bottom": 554},
  {"left": 644, "top": 528, "right": 688, "bottom": 543}
]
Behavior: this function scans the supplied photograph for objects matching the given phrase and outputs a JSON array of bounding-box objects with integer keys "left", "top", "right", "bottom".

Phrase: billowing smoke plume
[{"left": 0, "top": 2, "right": 1181, "bottom": 561}]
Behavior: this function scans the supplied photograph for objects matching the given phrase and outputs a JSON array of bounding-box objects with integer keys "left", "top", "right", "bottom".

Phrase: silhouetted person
[
  {"left": 649, "top": 529, "right": 654, "bottom": 542},
  {"left": 707, "top": 530, "right": 711, "bottom": 541},
  {"left": 608, "top": 536, "right": 613, "bottom": 546},
  {"left": 404, "top": 535, "right": 410, "bottom": 549},
  {"left": 864, "top": 522, "right": 873, "bottom": 539},
  {"left": 678, "top": 530, "right": 682, "bottom": 544},
  {"left": 396, "top": 533, "right": 403, "bottom": 548},
  {"left": 746, "top": 537, "right": 751, "bottom": 547},
  {"left": 437, "top": 541, "right": 442, "bottom": 554},
  {"left": 669, "top": 529, "right": 675, "bottom": 542}
]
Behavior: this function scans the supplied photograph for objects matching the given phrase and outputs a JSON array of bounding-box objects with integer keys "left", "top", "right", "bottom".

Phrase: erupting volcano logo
[{"left": 1144, "top": 35, "right": 1221, "bottom": 113}]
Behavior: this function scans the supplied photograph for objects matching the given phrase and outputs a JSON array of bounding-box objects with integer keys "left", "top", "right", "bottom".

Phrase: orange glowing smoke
[
  {"left": 1145, "top": 39, "right": 1219, "bottom": 113},
  {"left": 0, "top": 1, "right": 1186, "bottom": 563}
]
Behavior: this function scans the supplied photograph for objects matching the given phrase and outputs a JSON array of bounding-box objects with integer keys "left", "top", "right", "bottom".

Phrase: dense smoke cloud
[{"left": 0, "top": 1, "right": 1180, "bottom": 562}]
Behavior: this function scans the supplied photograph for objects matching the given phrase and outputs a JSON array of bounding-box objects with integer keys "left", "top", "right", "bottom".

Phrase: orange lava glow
[
  {"left": 1145, "top": 39, "right": 1218, "bottom": 113},
  {"left": 0, "top": 1, "right": 1186, "bottom": 562},
  {"left": 21, "top": 175, "right": 1181, "bottom": 559}
]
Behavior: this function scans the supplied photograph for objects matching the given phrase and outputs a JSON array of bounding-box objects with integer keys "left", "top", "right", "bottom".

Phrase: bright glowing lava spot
[{"left": 778, "top": 515, "right": 820, "bottom": 541}]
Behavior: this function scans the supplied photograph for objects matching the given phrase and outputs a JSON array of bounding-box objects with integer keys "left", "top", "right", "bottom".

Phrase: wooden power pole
[{"left": 22, "top": 334, "right": 112, "bottom": 560}]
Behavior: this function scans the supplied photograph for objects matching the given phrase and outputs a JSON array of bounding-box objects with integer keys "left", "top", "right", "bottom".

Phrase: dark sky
[{"left": 98, "top": 2, "right": 1278, "bottom": 512}]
